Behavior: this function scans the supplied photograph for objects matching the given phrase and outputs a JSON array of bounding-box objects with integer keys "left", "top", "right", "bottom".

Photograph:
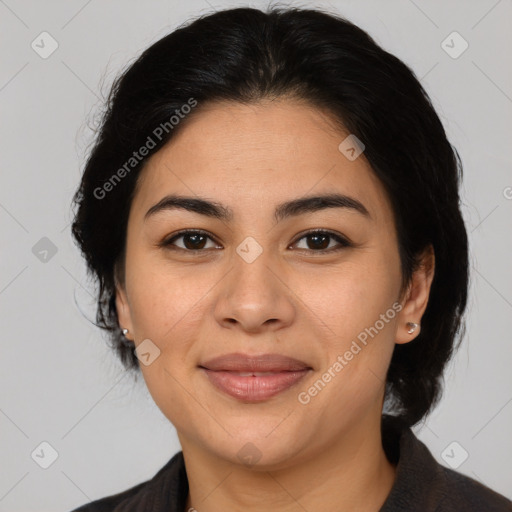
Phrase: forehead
[{"left": 132, "top": 99, "right": 394, "bottom": 224}]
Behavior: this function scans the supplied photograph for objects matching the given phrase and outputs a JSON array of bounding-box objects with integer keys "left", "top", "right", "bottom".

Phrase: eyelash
[{"left": 160, "top": 229, "right": 352, "bottom": 254}]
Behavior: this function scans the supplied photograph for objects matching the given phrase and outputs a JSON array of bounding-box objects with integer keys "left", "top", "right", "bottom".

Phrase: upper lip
[{"left": 199, "top": 353, "right": 311, "bottom": 372}]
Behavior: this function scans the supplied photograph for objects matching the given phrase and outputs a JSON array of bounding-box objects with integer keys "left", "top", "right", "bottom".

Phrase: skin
[{"left": 116, "top": 98, "right": 435, "bottom": 512}]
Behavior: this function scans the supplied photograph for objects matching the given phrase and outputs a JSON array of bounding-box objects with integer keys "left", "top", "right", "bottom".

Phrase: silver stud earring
[
  {"left": 406, "top": 322, "right": 419, "bottom": 334},
  {"left": 122, "top": 328, "right": 129, "bottom": 336}
]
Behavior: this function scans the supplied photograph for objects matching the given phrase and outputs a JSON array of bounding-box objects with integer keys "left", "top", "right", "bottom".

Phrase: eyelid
[
  {"left": 160, "top": 229, "right": 221, "bottom": 250},
  {"left": 289, "top": 229, "right": 352, "bottom": 251},
  {"left": 160, "top": 228, "right": 352, "bottom": 253}
]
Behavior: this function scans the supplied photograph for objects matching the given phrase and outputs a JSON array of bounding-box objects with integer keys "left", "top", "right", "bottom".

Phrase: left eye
[{"left": 291, "top": 230, "right": 351, "bottom": 252}]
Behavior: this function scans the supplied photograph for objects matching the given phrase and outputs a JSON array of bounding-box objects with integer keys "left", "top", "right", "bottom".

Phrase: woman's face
[{"left": 116, "top": 98, "right": 425, "bottom": 468}]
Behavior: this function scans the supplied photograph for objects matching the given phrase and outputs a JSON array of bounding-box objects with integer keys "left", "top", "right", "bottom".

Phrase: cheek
[
  {"left": 125, "top": 253, "right": 211, "bottom": 340},
  {"left": 124, "top": 258, "right": 208, "bottom": 429},
  {"left": 299, "top": 257, "right": 400, "bottom": 345},
  {"left": 296, "top": 257, "right": 399, "bottom": 404},
  {"left": 299, "top": 305, "right": 397, "bottom": 434}
]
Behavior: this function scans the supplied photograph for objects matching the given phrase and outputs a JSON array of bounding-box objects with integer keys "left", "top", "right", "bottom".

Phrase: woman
[{"left": 70, "top": 6, "right": 512, "bottom": 511}]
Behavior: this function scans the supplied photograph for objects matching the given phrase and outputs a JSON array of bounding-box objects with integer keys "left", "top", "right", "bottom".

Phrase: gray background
[{"left": 1, "top": 0, "right": 511, "bottom": 510}]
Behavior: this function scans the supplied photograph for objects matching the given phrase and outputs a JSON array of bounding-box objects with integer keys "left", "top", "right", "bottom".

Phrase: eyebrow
[{"left": 144, "top": 193, "right": 371, "bottom": 223}]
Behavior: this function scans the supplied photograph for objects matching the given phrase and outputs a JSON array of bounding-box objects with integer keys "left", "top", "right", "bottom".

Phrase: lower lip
[{"left": 201, "top": 368, "right": 310, "bottom": 402}]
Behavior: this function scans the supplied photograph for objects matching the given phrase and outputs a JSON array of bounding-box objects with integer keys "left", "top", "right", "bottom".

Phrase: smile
[{"left": 201, "top": 368, "right": 311, "bottom": 402}]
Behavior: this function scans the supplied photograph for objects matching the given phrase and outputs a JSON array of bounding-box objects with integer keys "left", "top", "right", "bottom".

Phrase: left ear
[
  {"left": 115, "top": 276, "right": 134, "bottom": 341},
  {"left": 395, "top": 244, "right": 435, "bottom": 344}
]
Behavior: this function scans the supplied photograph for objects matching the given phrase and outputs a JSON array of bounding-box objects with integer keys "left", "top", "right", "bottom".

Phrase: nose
[{"left": 213, "top": 248, "right": 296, "bottom": 334}]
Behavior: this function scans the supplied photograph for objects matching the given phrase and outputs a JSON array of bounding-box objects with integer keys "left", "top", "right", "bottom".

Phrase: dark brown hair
[{"left": 71, "top": 6, "right": 469, "bottom": 427}]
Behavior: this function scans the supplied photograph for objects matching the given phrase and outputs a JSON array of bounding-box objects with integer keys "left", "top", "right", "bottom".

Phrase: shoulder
[
  {"left": 434, "top": 464, "right": 512, "bottom": 511},
  {"left": 380, "top": 415, "right": 512, "bottom": 511},
  {"left": 69, "top": 481, "right": 147, "bottom": 512},
  {"left": 68, "top": 451, "right": 187, "bottom": 512}
]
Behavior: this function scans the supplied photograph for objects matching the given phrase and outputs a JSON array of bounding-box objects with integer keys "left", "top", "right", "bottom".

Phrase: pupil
[
  {"left": 182, "top": 234, "right": 331, "bottom": 251},
  {"left": 309, "top": 234, "right": 329, "bottom": 250},
  {"left": 185, "top": 234, "right": 206, "bottom": 250}
]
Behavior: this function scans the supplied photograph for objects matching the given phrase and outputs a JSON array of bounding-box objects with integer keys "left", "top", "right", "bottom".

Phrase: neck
[{"left": 181, "top": 414, "right": 396, "bottom": 512}]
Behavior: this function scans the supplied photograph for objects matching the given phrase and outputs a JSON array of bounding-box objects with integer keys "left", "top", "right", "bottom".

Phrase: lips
[
  {"left": 199, "top": 353, "right": 312, "bottom": 402},
  {"left": 200, "top": 352, "right": 311, "bottom": 372}
]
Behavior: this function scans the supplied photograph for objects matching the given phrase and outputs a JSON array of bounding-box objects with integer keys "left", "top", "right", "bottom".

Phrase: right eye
[{"left": 161, "top": 229, "right": 222, "bottom": 252}]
